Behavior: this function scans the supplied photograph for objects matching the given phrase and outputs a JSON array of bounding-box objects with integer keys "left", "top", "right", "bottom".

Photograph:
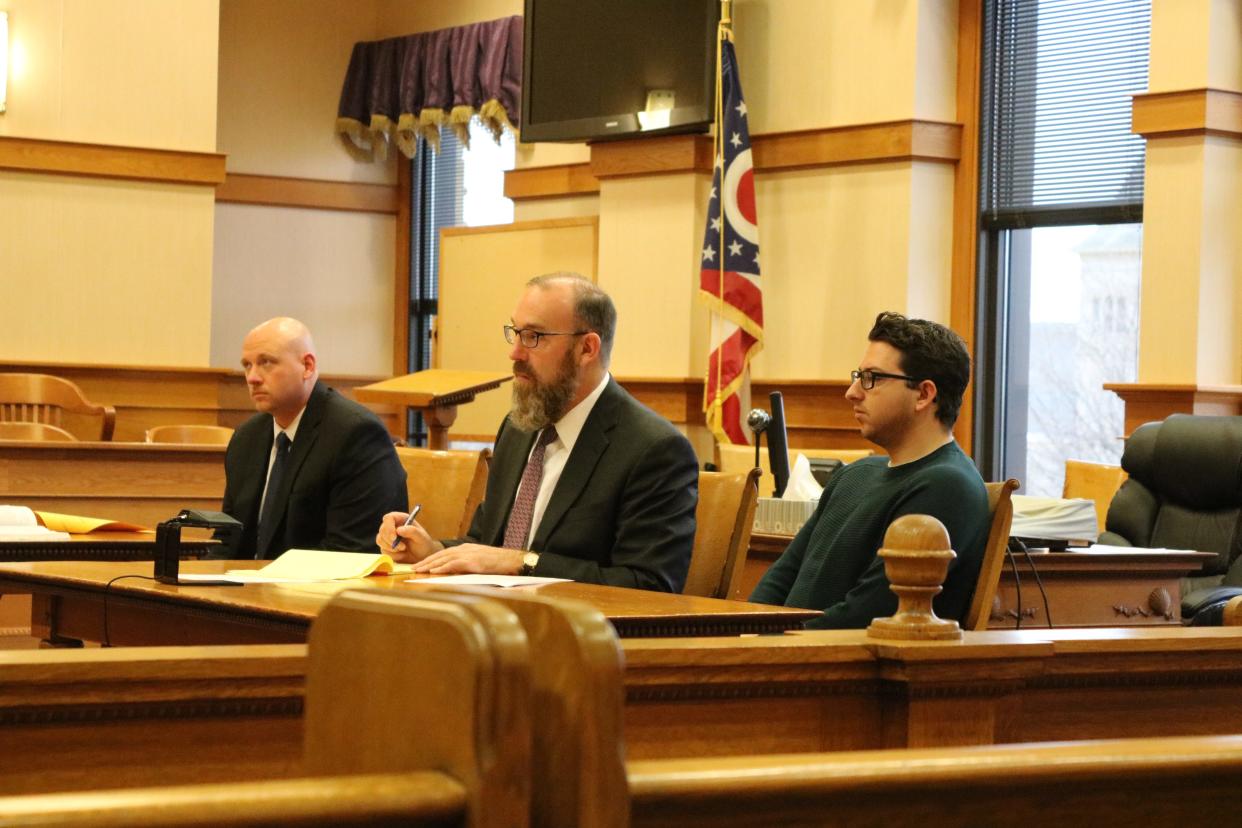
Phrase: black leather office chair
[{"left": 1097, "top": 414, "right": 1242, "bottom": 624}]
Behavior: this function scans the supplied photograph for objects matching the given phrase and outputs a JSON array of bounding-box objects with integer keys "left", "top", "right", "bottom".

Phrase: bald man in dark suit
[{"left": 219, "top": 317, "right": 406, "bottom": 559}]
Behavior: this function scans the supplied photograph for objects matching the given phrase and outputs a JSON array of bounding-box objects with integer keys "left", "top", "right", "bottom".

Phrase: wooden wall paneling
[
  {"left": 504, "top": 163, "right": 599, "bottom": 199},
  {"left": 589, "top": 134, "right": 715, "bottom": 179},
  {"left": 1104, "top": 383, "right": 1242, "bottom": 436},
  {"left": 1131, "top": 88, "right": 1242, "bottom": 139},
  {"left": 0, "top": 362, "right": 400, "bottom": 441},
  {"left": 950, "top": 0, "right": 984, "bottom": 455},
  {"left": 513, "top": 120, "right": 967, "bottom": 200},
  {"left": 215, "top": 173, "right": 400, "bottom": 214},
  {"left": 8, "top": 625, "right": 1242, "bottom": 792},
  {"left": 750, "top": 120, "right": 961, "bottom": 171},
  {"left": 0, "top": 645, "right": 306, "bottom": 794},
  {"left": 614, "top": 378, "right": 872, "bottom": 452},
  {"left": 0, "top": 137, "right": 226, "bottom": 186},
  {"left": 0, "top": 442, "right": 227, "bottom": 528}
]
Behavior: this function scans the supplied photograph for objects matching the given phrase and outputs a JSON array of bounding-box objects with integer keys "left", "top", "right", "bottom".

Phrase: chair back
[
  {"left": 1063, "top": 458, "right": 1126, "bottom": 532},
  {"left": 715, "top": 443, "right": 872, "bottom": 497},
  {"left": 305, "top": 588, "right": 533, "bottom": 827},
  {"left": 395, "top": 446, "right": 491, "bottom": 539},
  {"left": 421, "top": 587, "right": 629, "bottom": 828},
  {"left": 962, "top": 478, "right": 1021, "bottom": 631},
  {"left": 0, "top": 373, "right": 115, "bottom": 440},
  {"left": 1103, "top": 414, "right": 1242, "bottom": 577},
  {"left": 684, "top": 468, "right": 761, "bottom": 600},
  {"left": 145, "top": 424, "right": 235, "bottom": 445},
  {"left": 0, "top": 421, "right": 78, "bottom": 441}
]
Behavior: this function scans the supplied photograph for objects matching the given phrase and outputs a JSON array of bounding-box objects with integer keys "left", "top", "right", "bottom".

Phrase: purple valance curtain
[{"left": 336, "top": 15, "right": 523, "bottom": 160}]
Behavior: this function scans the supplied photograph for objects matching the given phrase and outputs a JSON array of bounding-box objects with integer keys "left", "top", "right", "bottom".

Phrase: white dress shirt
[
  {"left": 258, "top": 407, "right": 306, "bottom": 518},
  {"left": 515, "top": 372, "right": 611, "bottom": 548}
]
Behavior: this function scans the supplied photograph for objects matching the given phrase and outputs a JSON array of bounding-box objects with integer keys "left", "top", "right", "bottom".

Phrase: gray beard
[{"left": 509, "top": 352, "right": 578, "bottom": 431}]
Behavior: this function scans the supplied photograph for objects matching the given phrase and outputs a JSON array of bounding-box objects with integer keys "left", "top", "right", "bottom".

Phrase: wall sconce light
[{"left": 1, "top": 10, "right": 8, "bottom": 114}]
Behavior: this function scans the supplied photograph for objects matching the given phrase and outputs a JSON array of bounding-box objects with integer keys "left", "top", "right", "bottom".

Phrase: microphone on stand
[{"left": 747, "top": 409, "right": 771, "bottom": 471}]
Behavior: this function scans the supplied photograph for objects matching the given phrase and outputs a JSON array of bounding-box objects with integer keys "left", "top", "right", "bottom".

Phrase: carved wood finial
[{"left": 867, "top": 514, "right": 962, "bottom": 641}]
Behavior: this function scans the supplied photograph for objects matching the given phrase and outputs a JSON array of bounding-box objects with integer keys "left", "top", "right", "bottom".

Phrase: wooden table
[
  {"left": 0, "top": 533, "right": 219, "bottom": 640},
  {"left": 0, "top": 560, "right": 820, "bottom": 646},
  {"left": 0, "top": 531, "right": 216, "bottom": 563},
  {"left": 990, "top": 548, "right": 1215, "bottom": 628},
  {"left": 745, "top": 534, "right": 1212, "bottom": 627}
]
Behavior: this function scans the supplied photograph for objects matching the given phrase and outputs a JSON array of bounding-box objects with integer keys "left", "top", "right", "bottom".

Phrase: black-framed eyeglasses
[
  {"left": 850, "top": 369, "right": 920, "bottom": 391},
  {"left": 503, "top": 325, "right": 589, "bottom": 349}
]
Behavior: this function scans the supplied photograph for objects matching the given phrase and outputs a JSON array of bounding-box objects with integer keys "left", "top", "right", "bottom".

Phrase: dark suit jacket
[
  {"left": 218, "top": 381, "right": 407, "bottom": 559},
  {"left": 457, "top": 377, "right": 698, "bottom": 592}
]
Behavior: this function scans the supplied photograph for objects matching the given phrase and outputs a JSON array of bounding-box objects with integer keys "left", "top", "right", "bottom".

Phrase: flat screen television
[{"left": 521, "top": 0, "right": 720, "bottom": 143}]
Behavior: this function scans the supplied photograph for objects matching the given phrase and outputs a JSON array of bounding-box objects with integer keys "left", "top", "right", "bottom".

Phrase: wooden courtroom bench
[
  {"left": 10, "top": 625, "right": 1242, "bottom": 795},
  {"left": 9, "top": 513, "right": 1242, "bottom": 795},
  {"left": 626, "top": 735, "right": 1242, "bottom": 825},
  {"left": 5, "top": 588, "right": 1242, "bottom": 825},
  {"left": 0, "top": 588, "right": 538, "bottom": 827}
]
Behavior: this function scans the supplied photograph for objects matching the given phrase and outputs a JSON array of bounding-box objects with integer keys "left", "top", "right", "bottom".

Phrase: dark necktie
[
  {"left": 256, "top": 432, "right": 292, "bottom": 558},
  {"left": 503, "top": 426, "right": 558, "bottom": 549}
]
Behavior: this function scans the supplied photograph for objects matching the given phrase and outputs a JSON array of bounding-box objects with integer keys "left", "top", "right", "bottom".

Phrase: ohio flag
[{"left": 700, "top": 38, "right": 763, "bottom": 446}]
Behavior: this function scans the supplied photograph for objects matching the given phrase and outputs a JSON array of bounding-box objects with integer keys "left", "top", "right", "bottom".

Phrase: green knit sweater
[{"left": 750, "top": 441, "right": 989, "bottom": 629}]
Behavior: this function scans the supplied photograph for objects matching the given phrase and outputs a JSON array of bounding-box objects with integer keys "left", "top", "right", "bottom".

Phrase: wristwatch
[{"left": 519, "top": 551, "right": 540, "bottom": 576}]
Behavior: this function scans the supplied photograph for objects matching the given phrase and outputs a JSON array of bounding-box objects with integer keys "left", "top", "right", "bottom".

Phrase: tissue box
[{"left": 753, "top": 497, "right": 818, "bottom": 535}]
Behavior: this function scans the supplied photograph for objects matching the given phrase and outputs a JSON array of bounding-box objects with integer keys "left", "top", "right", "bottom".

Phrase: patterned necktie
[
  {"left": 503, "top": 426, "right": 558, "bottom": 549},
  {"left": 256, "top": 432, "right": 292, "bottom": 558}
]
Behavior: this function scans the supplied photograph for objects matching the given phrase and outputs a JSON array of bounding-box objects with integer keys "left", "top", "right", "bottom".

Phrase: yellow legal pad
[{"left": 223, "top": 549, "right": 414, "bottom": 582}]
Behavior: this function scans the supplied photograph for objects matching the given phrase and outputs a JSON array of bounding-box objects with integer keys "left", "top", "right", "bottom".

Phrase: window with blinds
[
  {"left": 980, "top": 0, "right": 1151, "bottom": 228},
  {"left": 406, "top": 121, "right": 515, "bottom": 444}
]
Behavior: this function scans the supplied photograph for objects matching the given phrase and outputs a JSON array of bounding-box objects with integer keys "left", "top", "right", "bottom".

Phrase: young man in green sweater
[{"left": 751, "top": 312, "right": 990, "bottom": 629}]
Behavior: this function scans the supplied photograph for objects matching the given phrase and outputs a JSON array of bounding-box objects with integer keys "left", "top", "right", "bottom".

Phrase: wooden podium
[{"left": 353, "top": 369, "right": 512, "bottom": 449}]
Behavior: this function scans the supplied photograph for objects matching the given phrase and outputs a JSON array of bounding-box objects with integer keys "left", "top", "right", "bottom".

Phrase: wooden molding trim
[
  {"left": 621, "top": 376, "right": 872, "bottom": 450},
  {"left": 1132, "top": 88, "right": 1242, "bottom": 139},
  {"left": 0, "top": 136, "right": 226, "bottom": 186},
  {"left": 1104, "top": 382, "right": 1242, "bottom": 436},
  {"left": 506, "top": 119, "right": 964, "bottom": 198},
  {"left": 503, "top": 162, "right": 599, "bottom": 200},
  {"left": 589, "top": 133, "right": 715, "bottom": 179},
  {"left": 949, "top": 0, "right": 985, "bottom": 457},
  {"left": 216, "top": 173, "right": 400, "bottom": 214},
  {"left": 440, "top": 215, "right": 599, "bottom": 239},
  {"left": 449, "top": 377, "right": 873, "bottom": 450},
  {"left": 750, "top": 119, "right": 962, "bottom": 172},
  {"left": 0, "top": 361, "right": 399, "bottom": 442}
]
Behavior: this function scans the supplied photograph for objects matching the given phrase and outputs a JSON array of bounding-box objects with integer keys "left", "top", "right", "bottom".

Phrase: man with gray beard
[{"left": 377, "top": 273, "right": 699, "bottom": 592}]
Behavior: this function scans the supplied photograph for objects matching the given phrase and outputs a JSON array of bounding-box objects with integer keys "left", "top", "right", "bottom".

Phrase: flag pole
[{"left": 712, "top": 0, "right": 732, "bottom": 436}]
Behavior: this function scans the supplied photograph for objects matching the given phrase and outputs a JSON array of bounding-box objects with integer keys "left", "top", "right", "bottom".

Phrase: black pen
[{"left": 392, "top": 504, "right": 422, "bottom": 551}]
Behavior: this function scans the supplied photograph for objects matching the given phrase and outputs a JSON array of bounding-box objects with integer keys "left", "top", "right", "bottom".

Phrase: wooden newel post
[{"left": 867, "top": 514, "right": 962, "bottom": 641}]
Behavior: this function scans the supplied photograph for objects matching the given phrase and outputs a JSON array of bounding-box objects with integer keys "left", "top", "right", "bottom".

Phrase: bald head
[{"left": 241, "top": 317, "right": 319, "bottom": 428}]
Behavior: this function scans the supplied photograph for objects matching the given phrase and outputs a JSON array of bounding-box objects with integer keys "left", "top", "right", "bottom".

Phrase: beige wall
[
  {"left": 0, "top": 0, "right": 219, "bottom": 366},
  {"left": 212, "top": 0, "right": 396, "bottom": 373},
  {"left": 1138, "top": 0, "right": 1242, "bottom": 384},
  {"left": 211, "top": 204, "right": 396, "bottom": 374},
  {"left": 217, "top": 0, "right": 385, "bottom": 183},
  {"left": 510, "top": 0, "right": 961, "bottom": 385},
  {"left": 0, "top": 0, "right": 219, "bottom": 151}
]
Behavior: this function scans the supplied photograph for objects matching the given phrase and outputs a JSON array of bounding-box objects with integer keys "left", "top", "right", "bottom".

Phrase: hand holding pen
[{"left": 391, "top": 504, "right": 422, "bottom": 551}]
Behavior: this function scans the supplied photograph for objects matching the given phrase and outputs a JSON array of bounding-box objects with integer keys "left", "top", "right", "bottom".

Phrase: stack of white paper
[{"left": 0, "top": 505, "right": 72, "bottom": 541}]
